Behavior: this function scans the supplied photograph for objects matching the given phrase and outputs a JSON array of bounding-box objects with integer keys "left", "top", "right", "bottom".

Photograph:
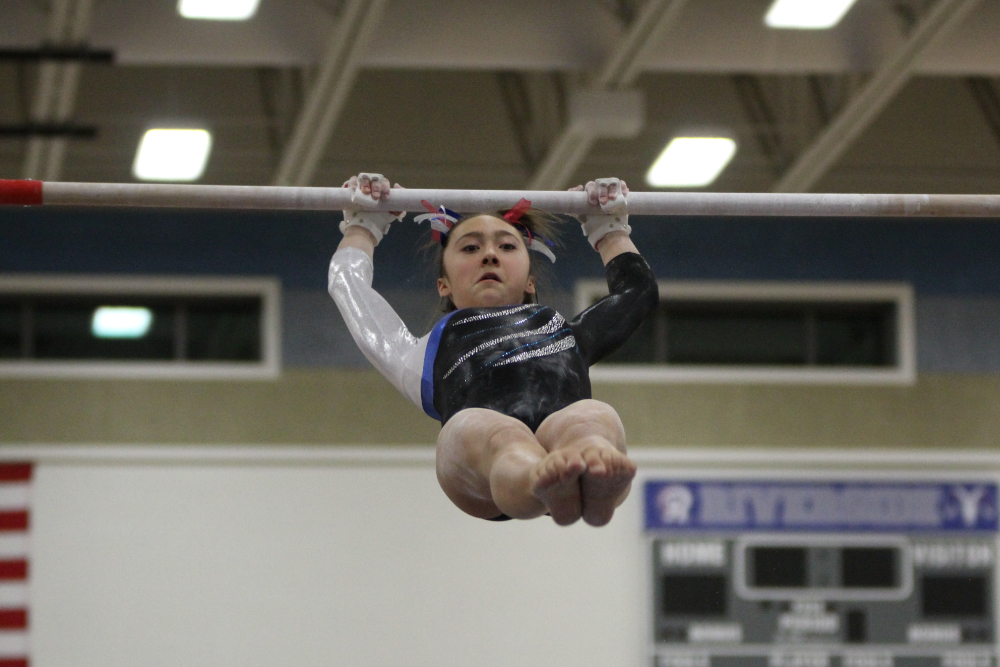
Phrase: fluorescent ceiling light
[
  {"left": 646, "top": 137, "right": 737, "bottom": 188},
  {"left": 133, "top": 128, "right": 212, "bottom": 182},
  {"left": 178, "top": 0, "right": 261, "bottom": 20},
  {"left": 92, "top": 307, "right": 153, "bottom": 339},
  {"left": 764, "top": 0, "right": 859, "bottom": 29}
]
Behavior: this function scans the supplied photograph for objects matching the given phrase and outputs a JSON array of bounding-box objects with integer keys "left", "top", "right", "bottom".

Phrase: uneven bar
[{"left": 3, "top": 180, "right": 1000, "bottom": 217}]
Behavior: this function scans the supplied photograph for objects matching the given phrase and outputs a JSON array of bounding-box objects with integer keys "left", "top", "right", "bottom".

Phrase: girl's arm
[
  {"left": 338, "top": 225, "right": 377, "bottom": 259},
  {"left": 328, "top": 175, "right": 427, "bottom": 409},
  {"left": 568, "top": 251, "right": 658, "bottom": 365},
  {"left": 595, "top": 229, "right": 639, "bottom": 266},
  {"left": 568, "top": 177, "right": 658, "bottom": 364}
]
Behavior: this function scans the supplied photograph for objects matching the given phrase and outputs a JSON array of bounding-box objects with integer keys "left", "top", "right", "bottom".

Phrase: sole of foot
[
  {"left": 580, "top": 447, "right": 636, "bottom": 527},
  {"left": 530, "top": 449, "right": 586, "bottom": 526}
]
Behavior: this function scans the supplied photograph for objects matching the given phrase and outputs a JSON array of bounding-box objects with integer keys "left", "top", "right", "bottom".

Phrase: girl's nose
[{"left": 481, "top": 255, "right": 499, "bottom": 265}]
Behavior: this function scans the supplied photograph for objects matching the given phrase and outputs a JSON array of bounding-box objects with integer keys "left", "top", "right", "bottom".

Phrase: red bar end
[{"left": 0, "top": 180, "right": 43, "bottom": 206}]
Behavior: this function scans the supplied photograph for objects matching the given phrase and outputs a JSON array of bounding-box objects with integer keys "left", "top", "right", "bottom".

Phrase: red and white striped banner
[{"left": 0, "top": 464, "right": 31, "bottom": 667}]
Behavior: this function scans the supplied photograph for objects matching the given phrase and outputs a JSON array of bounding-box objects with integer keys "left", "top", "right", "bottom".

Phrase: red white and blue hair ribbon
[
  {"left": 417, "top": 197, "right": 556, "bottom": 263},
  {"left": 414, "top": 200, "right": 460, "bottom": 244},
  {"left": 504, "top": 198, "right": 556, "bottom": 263}
]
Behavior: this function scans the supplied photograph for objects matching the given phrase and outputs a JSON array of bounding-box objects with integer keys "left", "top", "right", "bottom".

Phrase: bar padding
[{"left": 0, "top": 180, "right": 43, "bottom": 206}]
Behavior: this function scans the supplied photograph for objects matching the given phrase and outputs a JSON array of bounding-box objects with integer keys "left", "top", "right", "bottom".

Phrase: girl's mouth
[{"left": 478, "top": 272, "right": 501, "bottom": 283}]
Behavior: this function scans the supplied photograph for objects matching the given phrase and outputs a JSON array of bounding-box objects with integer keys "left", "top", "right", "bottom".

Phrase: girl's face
[{"left": 437, "top": 215, "right": 535, "bottom": 310}]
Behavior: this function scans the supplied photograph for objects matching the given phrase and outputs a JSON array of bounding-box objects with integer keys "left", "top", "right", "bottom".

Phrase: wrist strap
[
  {"left": 340, "top": 177, "right": 403, "bottom": 245},
  {"left": 340, "top": 210, "right": 399, "bottom": 245},
  {"left": 579, "top": 212, "right": 631, "bottom": 249},
  {"left": 578, "top": 183, "right": 630, "bottom": 249}
]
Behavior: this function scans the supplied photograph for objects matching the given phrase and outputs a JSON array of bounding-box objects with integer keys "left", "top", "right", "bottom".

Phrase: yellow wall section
[{"left": 1, "top": 371, "right": 999, "bottom": 448}]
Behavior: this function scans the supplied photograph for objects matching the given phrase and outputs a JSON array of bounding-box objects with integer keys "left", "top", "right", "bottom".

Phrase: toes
[
  {"left": 581, "top": 446, "right": 612, "bottom": 476},
  {"left": 530, "top": 451, "right": 585, "bottom": 526},
  {"left": 585, "top": 505, "right": 615, "bottom": 527},
  {"left": 563, "top": 450, "right": 586, "bottom": 476},
  {"left": 586, "top": 451, "right": 608, "bottom": 476},
  {"left": 578, "top": 447, "right": 636, "bottom": 527}
]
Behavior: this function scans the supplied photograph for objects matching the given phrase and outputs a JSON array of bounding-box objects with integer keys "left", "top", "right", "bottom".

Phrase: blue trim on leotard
[{"left": 421, "top": 310, "right": 459, "bottom": 420}]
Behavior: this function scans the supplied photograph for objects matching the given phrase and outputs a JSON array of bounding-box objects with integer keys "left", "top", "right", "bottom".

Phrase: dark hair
[{"left": 434, "top": 208, "right": 561, "bottom": 313}]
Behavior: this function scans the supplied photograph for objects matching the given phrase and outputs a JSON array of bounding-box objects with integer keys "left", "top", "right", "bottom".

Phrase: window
[
  {"left": 575, "top": 281, "right": 914, "bottom": 384},
  {"left": 0, "top": 276, "right": 280, "bottom": 379}
]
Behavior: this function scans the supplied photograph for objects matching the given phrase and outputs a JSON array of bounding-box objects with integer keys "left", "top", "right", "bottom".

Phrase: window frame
[
  {"left": 0, "top": 274, "right": 281, "bottom": 379},
  {"left": 574, "top": 280, "right": 915, "bottom": 385}
]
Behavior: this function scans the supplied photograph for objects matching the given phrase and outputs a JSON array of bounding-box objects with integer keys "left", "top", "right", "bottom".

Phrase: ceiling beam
[
  {"left": 526, "top": 0, "right": 690, "bottom": 190},
  {"left": 22, "top": 0, "right": 95, "bottom": 181},
  {"left": 732, "top": 75, "right": 794, "bottom": 177},
  {"left": 496, "top": 71, "right": 566, "bottom": 172},
  {"left": 0, "top": 46, "right": 113, "bottom": 63},
  {"left": 966, "top": 77, "right": 1000, "bottom": 150},
  {"left": 271, "top": 0, "right": 388, "bottom": 187},
  {"left": 1, "top": 123, "right": 97, "bottom": 138},
  {"left": 773, "top": 0, "right": 985, "bottom": 193}
]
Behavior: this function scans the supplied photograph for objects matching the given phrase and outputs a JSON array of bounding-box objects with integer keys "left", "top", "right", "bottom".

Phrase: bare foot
[
  {"left": 580, "top": 446, "right": 636, "bottom": 526},
  {"left": 529, "top": 450, "right": 586, "bottom": 525}
]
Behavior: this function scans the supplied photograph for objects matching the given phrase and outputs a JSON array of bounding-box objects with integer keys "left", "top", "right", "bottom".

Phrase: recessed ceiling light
[
  {"left": 133, "top": 128, "right": 212, "bottom": 182},
  {"left": 178, "top": 0, "right": 261, "bottom": 21},
  {"left": 646, "top": 137, "right": 737, "bottom": 188},
  {"left": 92, "top": 307, "right": 153, "bottom": 339},
  {"left": 764, "top": 0, "right": 859, "bottom": 29}
]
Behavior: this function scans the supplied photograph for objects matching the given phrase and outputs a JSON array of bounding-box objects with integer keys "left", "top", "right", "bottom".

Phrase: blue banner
[{"left": 644, "top": 480, "right": 999, "bottom": 532}]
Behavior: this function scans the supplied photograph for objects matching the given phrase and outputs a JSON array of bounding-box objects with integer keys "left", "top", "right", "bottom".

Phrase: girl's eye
[
  {"left": 461, "top": 244, "right": 479, "bottom": 253},
  {"left": 500, "top": 243, "right": 517, "bottom": 251}
]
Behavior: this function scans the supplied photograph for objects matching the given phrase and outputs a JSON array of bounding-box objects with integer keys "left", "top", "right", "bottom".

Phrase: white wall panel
[
  {"left": 20, "top": 447, "right": 1000, "bottom": 667},
  {"left": 29, "top": 460, "right": 648, "bottom": 667}
]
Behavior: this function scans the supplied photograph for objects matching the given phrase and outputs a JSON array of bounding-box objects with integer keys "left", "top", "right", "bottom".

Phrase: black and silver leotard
[{"left": 328, "top": 247, "right": 657, "bottom": 430}]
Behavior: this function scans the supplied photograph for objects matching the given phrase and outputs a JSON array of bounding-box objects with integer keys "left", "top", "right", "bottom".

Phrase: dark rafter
[
  {"left": 732, "top": 75, "right": 793, "bottom": 177},
  {"left": 966, "top": 77, "right": 1000, "bottom": 150},
  {"left": 0, "top": 124, "right": 98, "bottom": 139},
  {"left": 496, "top": 71, "right": 565, "bottom": 173},
  {"left": 0, "top": 46, "right": 114, "bottom": 63}
]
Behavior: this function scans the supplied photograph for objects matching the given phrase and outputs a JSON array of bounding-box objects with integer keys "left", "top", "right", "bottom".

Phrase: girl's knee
[
  {"left": 435, "top": 408, "right": 545, "bottom": 521},
  {"left": 437, "top": 408, "right": 536, "bottom": 466},
  {"left": 536, "top": 399, "right": 625, "bottom": 449},
  {"left": 573, "top": 399, "right": 621, "bottom": 422}
]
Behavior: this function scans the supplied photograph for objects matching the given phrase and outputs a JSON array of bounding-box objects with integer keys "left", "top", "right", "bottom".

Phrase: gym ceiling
[{"left": 1, "top": 0, "right": 999, "bottom": 194}]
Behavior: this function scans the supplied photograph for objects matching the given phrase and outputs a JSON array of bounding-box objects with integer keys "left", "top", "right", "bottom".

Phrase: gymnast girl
[{"left": 329, "top": 173, "right": 658, "bottom": 526}]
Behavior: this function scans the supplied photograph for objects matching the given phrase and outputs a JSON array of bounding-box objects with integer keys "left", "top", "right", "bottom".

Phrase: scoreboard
[{"left": 644, "top": 480, "right": 998, "bottom": 667}]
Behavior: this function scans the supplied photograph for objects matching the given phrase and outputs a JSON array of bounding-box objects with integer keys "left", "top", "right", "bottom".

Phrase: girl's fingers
[
  {"left": 584, "top": 181, "right": 598, "bottom": 205},
  {"left": 568, "top": 184, "right": 583, "bottom": 192},
  {"left": 347, "top": 173, "right": 396, "bottom": 200},
  {"left": 607, "top": 180, "right": 619, "bottom": 200},
  {"left": 621, "top": 180, "right": 629, "bottom": 196},
  {"left": 597, "top": 180, "right": 609, "bottom": 204}
]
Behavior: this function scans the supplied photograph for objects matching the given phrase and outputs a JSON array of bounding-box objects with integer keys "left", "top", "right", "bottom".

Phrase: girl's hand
[
  {"left": 569, "top": 178, "right": 629, "bottom": 208},
  {"left": 569, "top": 178, "right": 636, "bottom": 262},
  {"left": 338, "top": 173, "right": 406, "bottom": 254},
  {"left": 343, "top": 173, "right": 404, "bottom": 215},
  {"left": 343, "top": 173, "right": 398, "bottom": 201}
]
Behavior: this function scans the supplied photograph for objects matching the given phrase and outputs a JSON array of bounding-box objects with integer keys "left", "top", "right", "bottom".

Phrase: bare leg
[
  {"left": 436, "top": 408, "right": 585, "bottom": 522},
  {"left": 535, "top": 400, "right": 636, "bottom": 527}
]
